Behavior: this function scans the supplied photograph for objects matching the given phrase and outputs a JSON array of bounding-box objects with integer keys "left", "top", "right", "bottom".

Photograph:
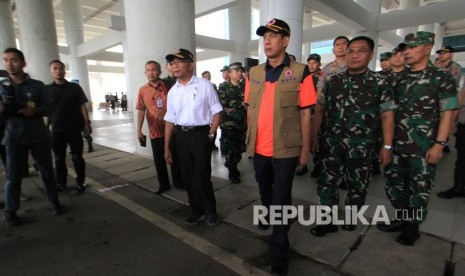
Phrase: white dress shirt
[{"left": 164, "top": 75, "right": 223, "bottom": 126}]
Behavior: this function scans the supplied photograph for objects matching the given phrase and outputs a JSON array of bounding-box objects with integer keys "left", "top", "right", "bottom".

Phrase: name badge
[{"left": 157, "top": 97, "right": 163, "bottom": 108}]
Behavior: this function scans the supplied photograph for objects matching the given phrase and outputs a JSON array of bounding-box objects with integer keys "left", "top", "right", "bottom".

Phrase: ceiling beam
[
  {"left": 195, "top": 0, "right": 240, "bottom": 18},
  {"left": 76, "top": 30, "right": 123, "bottom": 58}
]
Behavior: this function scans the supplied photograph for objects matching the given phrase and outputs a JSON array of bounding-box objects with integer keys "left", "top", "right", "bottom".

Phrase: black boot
[
  {"left": 437, "top": 187, "right": 465, "bottom": 199},
  {"left": 377, "top": 218, "right": 406, "bottom": 232},
  {"left": 396, "top": 222, "right": 420, "bottom": 246},
  {"left": 310, "top": 224, "right": 338, "bottom": 237},
  {"left": 228, "top": 165, "right": 240, "bottom": 184}
]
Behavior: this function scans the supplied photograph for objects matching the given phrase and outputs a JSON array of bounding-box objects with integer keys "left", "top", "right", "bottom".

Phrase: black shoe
[
  {"left": 230, "top": 178, "right": 240, "bottom": 184},
  {"left": 77, "top": 183, "right": 86, "bottom": 193},
  {"left": 207, "top": 213, "right": 220, "bottom": 226},
  {"left": 88, "top": 148, "right": 95, "bottom": 153},
  {"left": 155, "top": 187, "right": 170, "bottom": 195},
  {"left": 377, "top": 219, "right": 406, "bottom": 232},
  {"left": 310, "top": 224, "right": 338, "bottom": 237},
  {"left": 295, "top": 165, "right": 308, "bottom": 176},
  {"left": 185, "top": 214, "right": 206, "bottom": 225},
  {"left": 4, "top": 212, "right": 20, "bottom": 226},
  {"left": 341, "top": 224, "right": 357, "bottom": 231},
  {"left": 50, "top": 201, "right": 64, "bottom": 216},
  {"left": 339, "top": 182, "right": 349, "bottom": 190},
  {"left": 57, "top": 184, "right": 66, "bottom": 193},
  {"left": 437, "top": 188, "right": 465, "bottom": 199},
  {"left": 271, "top": 257, "right": 288, "bottom": 276},
  {"left": 396, "top": 222, "right": 420, "bottom": 246}
]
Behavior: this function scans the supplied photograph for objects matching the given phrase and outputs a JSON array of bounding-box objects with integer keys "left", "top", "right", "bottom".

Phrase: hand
[
  {"left": 17, "top": 106, "right": 36, "bottom": 117},
  {"left": 298, "top": 150, "right": 310, "bottom": 169},
  {"left": 164, "top": 148, "right": 173, "bottom": 165},
  {"left": 379, "top": 148, "right": 392, "bottom": 167},
  {"left": 425, "top": 144, "right": 443, "bottom": 164},
  {"left": 137, "top": 131, "right": 144, "bottom": 141},
  {"left": 83, "top": 122, "right": 92, "bottom": 135},
  {"left": 310, "top": 135, "right": 319, "bottom": 155}
]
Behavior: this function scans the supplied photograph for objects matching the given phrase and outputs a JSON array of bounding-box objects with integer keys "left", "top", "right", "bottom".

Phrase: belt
[{"left": 176, "top": 125, "right": 210, "bottom": 132}]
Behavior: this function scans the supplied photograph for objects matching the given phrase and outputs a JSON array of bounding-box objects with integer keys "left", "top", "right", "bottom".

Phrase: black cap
[
  {"left": 165, "top": 48, "right": 194, "bottom": 62},
  {"left": 436, "top": 45, "right": 455, "bottom": 54},
  {"left": 392, "top": 43, "right": 407, "bottom": 54},
  {"left": 256, "top": 18, "right": 290, "bottom": 36},
  {"left": 307, "top": 53, "right": 321, "bottom": 63},
  {"left": 228, "top": 62, "right": 244, "bottom": 71}
]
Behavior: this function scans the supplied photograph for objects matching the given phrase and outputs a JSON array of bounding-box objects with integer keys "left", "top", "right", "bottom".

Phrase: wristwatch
[
  {"left": 434, "top": 140, "right": 448, "bottom": 148},
  {"left": 383, "top": 145, "right": 392, "bottom": 150}
]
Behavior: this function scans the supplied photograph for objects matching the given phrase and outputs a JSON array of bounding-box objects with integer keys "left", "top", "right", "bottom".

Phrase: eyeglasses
[{"left": 169, "top": 60, "right": 190, "bottom": 66}]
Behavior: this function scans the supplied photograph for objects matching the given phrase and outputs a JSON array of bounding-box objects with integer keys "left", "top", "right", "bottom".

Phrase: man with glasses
[{"left": 164, "top": 49, "right": 223, "bottom": 226}]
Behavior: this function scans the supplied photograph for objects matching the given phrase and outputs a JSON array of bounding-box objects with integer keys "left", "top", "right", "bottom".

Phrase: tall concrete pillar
[
  {"left": 396, "top": 0, "right": 419, "bottom": 39},
  {"left": 0, "top": 0, "right": 16, "bottom": 70},
  {"left": 16, "top": 0, "right": 59, "bottom": 82},
  {"left": 354, "top": 0, "right": 382, "bottom": 70},
  {"left": 61, "top": 0, "right": 92, "bottom": 110},
  {"left": 228, "top": 0, "right": 251, "bottom": 64},
  {"left": 258, "top": 0, "right": 304, "bottom": 63},
  {"left": 434, "top": 23, "right": 445, "bottom": 53},
  {"left": 123, "top": 0, "right": 196, "bottom": 156},
  {"left": 301, "top": 13, "right": 312, "bottom": 63}
]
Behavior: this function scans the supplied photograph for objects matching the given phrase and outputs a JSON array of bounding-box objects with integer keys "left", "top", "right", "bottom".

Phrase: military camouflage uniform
[
  {"left": 384, "top": 65, "right": 458, "bottom": 223},
  {"left": 318, "top": 70, "right": 397, "bottom": 207},
  {"left": 217, "top": 80, "right": 247, "bottom": 175}
]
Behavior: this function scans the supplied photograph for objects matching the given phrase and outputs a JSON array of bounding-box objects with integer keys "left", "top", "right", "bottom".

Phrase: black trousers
[
  {"left": 454, "top": 123, "right": 465, "bottom": 190},
  {"left": 176, "top": 129, "right": 216, "bottom": 216},
  {"left": 52, "top": 130, "right": 86, "bottom": 186},
  {"left": 4, "top": 142, "right": 58, "bottom": 212},
  {"left": 253, "top": 153, "right": 298, "bottom": 258},
  {"left": 169, "top": 134, "right": 184, "bottom": 189},
  {"left": 150, "top": 137, "right": 170, "bottom": 190}
]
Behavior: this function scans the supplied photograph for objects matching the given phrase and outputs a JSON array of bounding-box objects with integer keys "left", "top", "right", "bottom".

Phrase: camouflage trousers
[
  {"left": 318, "top": 154, "right": 372, "bottom": 207},
  {"left": 384, "top": 155, "right": 436, "bottom": 223},
  {"left": 220, "top": 128, "right": 246, "bottom": 168}
]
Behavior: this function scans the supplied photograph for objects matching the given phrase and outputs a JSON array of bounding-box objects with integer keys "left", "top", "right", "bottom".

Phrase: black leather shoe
[
  {"left": 4, "top": 212, "right": 20, "bottom": 226},
  {"left": 377, "top": 219, "right": 406, "bottom": 232},
  {"left": 155, "top": 187, "right": 170, "bottom": 195},
  {"left": 50, "top": 201, "right": 64, "bottom": 216},
  {"left": 341, "top": 224, "right": 357, "bottom": 231},
  {"left": 230, "top": 177, "right": 241, "bottom": 184},
  {"left": 295, "top": 165, "right": 308, "bottom": 176},
  {"left": 396, "top": 222, "right": 420, "bottom": 246},
  {"left": 310, "top": 224, "right": 338, "bottom": 237},
  {"left": 77, "top": 184, "right": 86, "bottom": 193},
  {"left": 185, "top": 214, "right": 206, "bottom": 225},
  {"left": 57, "top": 184, "right": 66, "bottom": 193},
  {"left": 207, "top": 213, "right": 220, "bottom": 226},
  {"left": 271, "top": 257, "right": 288, "bottom": 276},
  {"left": 437, "top": 188, "right": 465, "bottom": 199}
]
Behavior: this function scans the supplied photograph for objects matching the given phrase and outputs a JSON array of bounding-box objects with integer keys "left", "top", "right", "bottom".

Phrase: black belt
[{"left": 176, "top": 125, "right": 209, "bottom": 132}]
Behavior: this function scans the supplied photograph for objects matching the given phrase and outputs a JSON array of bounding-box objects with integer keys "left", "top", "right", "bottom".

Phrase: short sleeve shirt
[{"left": 136, "top": 81, "right": 168, "bottom": 139}]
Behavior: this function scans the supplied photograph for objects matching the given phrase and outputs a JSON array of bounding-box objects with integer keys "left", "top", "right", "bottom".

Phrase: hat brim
[
  {"left": 436, "top": 50, "right": 451, "bottom": 54},
  {"left": 256, "top": 26, "right": 289, "bottom": 36},
  {"left": 165, "top": 53, "right": 192, "bottom": 62}
]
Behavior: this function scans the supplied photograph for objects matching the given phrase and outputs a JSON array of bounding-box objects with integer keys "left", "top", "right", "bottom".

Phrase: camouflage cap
[
  {"left": 392, "top": 43, "right": 407, "bottom": 54},
  {"left": 380, "top": 52, "right": 393, "bottom": 60},
  {"left": 228, "top": 62, "right": 244, "bottom": 71},
  {"left": 404, "top": 31, "right": 435, "bottom": 47},
  {"left": 220, "top": 65, "right": 229, "bottom": 72}
]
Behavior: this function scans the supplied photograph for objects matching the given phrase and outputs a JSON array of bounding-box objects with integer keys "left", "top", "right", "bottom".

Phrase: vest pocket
[
  {"left": 280, "top": 90, "right": 300, "bottom": 107},
  {"left": 283, "top": 130, "right": 302, "bottom": 147}
]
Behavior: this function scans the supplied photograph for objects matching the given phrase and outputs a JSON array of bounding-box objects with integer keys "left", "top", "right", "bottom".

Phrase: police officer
[
  {"left": 217, "top": 62, "right": 246, "bottom": 183},
  {"left": 436, "top": 45, "right": 462, "bottom": 85},
  {"left": 377, "top": 32, "right": 458, "bottom": 246},
  {"left": 310, "top": 36, "right": 396, "bottom": 237}
]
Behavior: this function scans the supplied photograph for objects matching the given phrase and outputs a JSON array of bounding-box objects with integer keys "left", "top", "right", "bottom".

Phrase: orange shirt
[{"left": 136, "top": 81, "right": 168, "bottom": 139}]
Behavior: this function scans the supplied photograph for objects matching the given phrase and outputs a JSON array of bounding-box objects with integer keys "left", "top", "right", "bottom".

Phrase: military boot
[{"left": 396, "top": 222, "right": 420, "bottom": 246}]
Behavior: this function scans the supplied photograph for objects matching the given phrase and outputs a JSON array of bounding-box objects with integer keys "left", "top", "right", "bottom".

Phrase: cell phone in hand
[{"left": 139, "top": 135, "right": 146, "bottom": 147}]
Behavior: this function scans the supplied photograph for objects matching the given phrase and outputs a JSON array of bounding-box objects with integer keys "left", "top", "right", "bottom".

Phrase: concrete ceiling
[{"left": 8, "top": 0, "right": 465, "bottom": 72}]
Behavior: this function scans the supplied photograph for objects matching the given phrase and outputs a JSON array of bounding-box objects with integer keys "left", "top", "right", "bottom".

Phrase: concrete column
[
  {"left": 61, "top": 0, "right": 92, "bottom": 110},
  {"left": 258, "top": 0, "right": 304, "bottom": 63},
  {"left": 16, "top": 0, "right": 59, "bottom": 82},
  {"left": 228, "top": 0, "right": 251, "bottom": 64},
  {"left": 396, "top": 0, "right": 419, "bottom": 39},
  {"left": 434, "top": 23, "right": 445, "bottom": 53},
  {"left": 354, "top": 0, "right": 382, "bottom": 70},
  {"left": 301, "top": 13, "right": 312, "bottom": 63},
  {"left": 0, "top": 0, "right": 16, "bottom": 70},
  {"left": 123, "top": 0, "right": 196, "bottom": 156}
]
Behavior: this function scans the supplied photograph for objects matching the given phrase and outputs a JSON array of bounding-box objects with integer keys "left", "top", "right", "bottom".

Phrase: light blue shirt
[{"left": 164, "top": 75, "right": 223, "bottom": 126}]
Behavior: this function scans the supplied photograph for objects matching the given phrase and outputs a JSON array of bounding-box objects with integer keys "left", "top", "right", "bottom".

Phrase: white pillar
[
  {"left": 433, "top": 23, "right": 445, "bottom": 53},
  {"left": 61, "top": 0, "right": 92, "bottom": 110},
  {"left": 258, "top": 0, "right": 304, "bottom": 63},
  {"left": 228, "top": 0, "right": 251, "bottom": 64},
  {"left": 396, "top": 0, "right": 419, "bottom": 39},
  {"left": 354, "top": 0, "right": 382, "bottom": 70},
  {"left": 301, "top": 13, "right": 312, "bottom": 63},
  {"left": 123, "top": 0, "right": 196, "bottom": 156},
  {"left": 0, "top": 0, "right": 16, "bottom": 70},
  {"left": 15, "top": 0, "right": 59, "bottom": 82}
]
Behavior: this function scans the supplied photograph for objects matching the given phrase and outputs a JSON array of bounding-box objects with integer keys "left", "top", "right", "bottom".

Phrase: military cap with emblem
[
  {"left": 380, "top": 52, "right": 393, "bottom": 60},
  {"left": 165, "top": 48, "right": 194, "bottom": 62},
  {"left": 256, "top": 18, "right": 290, "bottom": 36},
  {"left": 220, "top": 65, "right": 229, "bottom": 72},
  {"left": 436, "top": 45, "right": 455, "bottom": 54},
  {"left": 404, "top": 31, "right": 435, "bottom": 47},
  {"left": 392, "top": 43, "right": 407, "bottom": 54},
  {"left": 228, "top": 62, "right": 244, "bottom": 71}
]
